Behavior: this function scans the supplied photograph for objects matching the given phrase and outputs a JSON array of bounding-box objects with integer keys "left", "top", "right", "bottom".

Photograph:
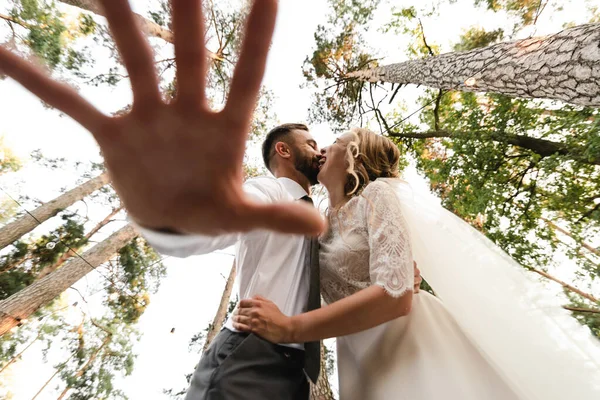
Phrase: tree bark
[
  {"left": 57, "top": 0, "right": 219, "bottom": 60},
  {"left": 309, "top": 343, "right": 335, "bottom": 400},
  {"left": 348, "top": 23, "right": 600, "bottom": 107},
  {"left": 0, "top": 225, "right": 137, "bottom": 336},
  {"left": 0, "top": 172, "right": 110, "bottom": 250},
  {"left": 203, "top": 260, "right": 236, "bottom": 352},
  {"left": 36, "top": 206, "right": 123, "bottom": 280},
  {"left": 388, "top": 130, "right": 600, "bottom": 165}
]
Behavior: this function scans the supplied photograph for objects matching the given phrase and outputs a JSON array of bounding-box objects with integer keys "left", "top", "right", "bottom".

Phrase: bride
[{"left": 234, "top": 128, "right": 600, "bottom": 400}]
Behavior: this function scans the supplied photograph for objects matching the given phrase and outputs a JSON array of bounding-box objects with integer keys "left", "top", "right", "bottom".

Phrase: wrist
[
  {"left": 287, "top": 315, "right": 303, "bottom": 343},
  {"left": 133, "top": 219, "right": 183, "bottom": 235}
]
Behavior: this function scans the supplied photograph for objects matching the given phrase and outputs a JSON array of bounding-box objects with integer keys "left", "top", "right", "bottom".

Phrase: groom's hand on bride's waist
[
  {"left": 233, "top": 295, "right": 295, "bottom": 344},
  {"left": 0, "top": 0, "right": 324, "bottom": 237}
]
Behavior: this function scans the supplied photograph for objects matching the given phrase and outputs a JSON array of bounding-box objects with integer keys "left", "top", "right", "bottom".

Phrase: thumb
[{"left": 240, "top": 200, "right": 325, "bottom": 236}]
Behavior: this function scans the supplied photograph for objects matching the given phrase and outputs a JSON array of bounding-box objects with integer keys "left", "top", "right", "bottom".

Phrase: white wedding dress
[{"left": 319, "top": 179, "right": 600, "bottom": 400}]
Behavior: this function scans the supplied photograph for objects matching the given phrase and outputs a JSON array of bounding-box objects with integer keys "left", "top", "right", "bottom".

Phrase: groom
[
  {"left": 0, "top": 0, "right": 420, "bottom": 398},
  {"left": 139, "top": 123, "right": 325, "bottom": 399}
]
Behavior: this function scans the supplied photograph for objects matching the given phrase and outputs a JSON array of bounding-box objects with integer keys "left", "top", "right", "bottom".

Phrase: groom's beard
[{"left": 294, "top": 151, "right": 320, "bottom": 186}]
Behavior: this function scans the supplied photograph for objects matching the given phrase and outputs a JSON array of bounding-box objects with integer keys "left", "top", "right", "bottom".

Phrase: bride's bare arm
[{"left": 234, "top": 285, "right": 412, "bottom": 343}]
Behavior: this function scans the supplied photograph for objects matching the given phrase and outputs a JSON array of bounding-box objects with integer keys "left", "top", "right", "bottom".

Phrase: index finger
[{"left": 0, "top": 47, "right": 107, "bottom": 132}]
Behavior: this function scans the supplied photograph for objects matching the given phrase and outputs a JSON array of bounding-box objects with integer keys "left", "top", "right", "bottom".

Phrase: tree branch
[
  {"left": 57, "top": 0, "right": 219, "bottom": 60},
  {"left": 577, "top": 202, "right": 600, "bottom": 223},
  {"left": 418, "top": 18, "right": 434, "bottom": 57},
  {"left": 0, "top": 13, "right": 29, "bottom": 29},
  {"left": 388, "top": 83, "right": 403, "bottom": 104},
  {"left": 0, "top": 329, "right": 42, "bottom": 373},
  {"left": 525, "top": 266, "right": 599, "bottom": 304},
  {"left": 541, "top": 217, "right": 600, "bottom": 258},
  {"left": 563, "top": 306, "right": 600, "bottom": 314},
  {"left": 387, "top": 129, "right": 600, "bottom": 165},
  {"left": 203, "top": 261, "right": 236, "bottom": 352},
  {"left": 532, "top": 0, "right": 550, "bottom": 27},
  {"left": 433, "top": 89, "right": 444, "bottom": 131},
  {"left": 504, "top": 161, "right": 535, "bottom": 209}
]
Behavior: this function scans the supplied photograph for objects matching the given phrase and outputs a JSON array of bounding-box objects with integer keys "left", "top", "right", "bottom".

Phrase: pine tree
[
  {"left": 347, "top": 23, "right": 600, "bottom": 107},
  {"left": 0, "top": 224, "right": 136, "bottom": 335},
  {"left": 0, "top": 172, "right": 109, "bottom": 250}
]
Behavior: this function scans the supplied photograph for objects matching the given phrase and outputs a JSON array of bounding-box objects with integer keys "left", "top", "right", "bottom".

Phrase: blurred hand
[
  {"left": 0, "top": 0, "right": 323, "bottom": 237},
  {"left": 233, "top": 295, "right": 295, "bottom": 343}
]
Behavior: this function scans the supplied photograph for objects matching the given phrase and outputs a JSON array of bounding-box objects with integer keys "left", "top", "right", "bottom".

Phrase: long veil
[{"left": 378, "top": 174, "right": 600, "bottom": 399}]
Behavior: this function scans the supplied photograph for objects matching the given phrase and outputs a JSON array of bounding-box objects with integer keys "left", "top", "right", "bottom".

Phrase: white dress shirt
[{"left": 136, "top": 177, "right": 311, "bottom": 349}]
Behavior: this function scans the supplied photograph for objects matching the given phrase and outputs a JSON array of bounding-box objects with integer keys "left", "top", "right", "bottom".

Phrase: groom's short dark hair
[{"left": 262, "top": 123, "right": 309, "bottom": 172}]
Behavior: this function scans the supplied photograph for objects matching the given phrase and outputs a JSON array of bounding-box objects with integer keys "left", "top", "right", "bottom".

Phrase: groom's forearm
[
  {"left": 134, "top": 224, "right": 240, "bottom": 257},
  {"left": 289, "top": 285, "right": 412, "bottom": 342},
  {"left": 131, "top": 180, "right": 270, "bottom": 258}
]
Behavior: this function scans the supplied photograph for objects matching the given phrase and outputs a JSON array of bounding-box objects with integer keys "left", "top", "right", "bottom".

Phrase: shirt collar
[{"left": 277, "top": 177, "right": 309, "bottom": 200}]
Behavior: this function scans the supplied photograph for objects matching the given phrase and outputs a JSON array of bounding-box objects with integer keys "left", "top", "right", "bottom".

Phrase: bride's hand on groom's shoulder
[
  {"left": 0, "top": 0, "right": 323, "bottom": 237},
  {"left": 233, "top": 295, "right": 296, "bottom": 344}
]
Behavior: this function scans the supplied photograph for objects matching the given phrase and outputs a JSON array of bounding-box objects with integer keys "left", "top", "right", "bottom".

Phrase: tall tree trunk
[
  {"left": 348, "top": 23, "right": 600, "bottom": 107},
  {"left": 57, "top": 0, "right": 219, "bottom": 60},
  {"left": 203, "top": 260, "right": 236, "bottom": 352},
  {"left": 309, "top": 343, "right": 335, "bottom": 400},
  {"left": 0, "top": 225, "right": 136, "bottom": 336},
  {"left": 36, "top": 206, "right": 123, "bottom": 280},
  {"left": 0, "top": 172, "right": 110, "bottom": 250}
]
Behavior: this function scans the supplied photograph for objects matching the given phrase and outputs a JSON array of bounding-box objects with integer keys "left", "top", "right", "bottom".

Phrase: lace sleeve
[{"left": 363, "top": 180, "right": 414, "bottom": 297}]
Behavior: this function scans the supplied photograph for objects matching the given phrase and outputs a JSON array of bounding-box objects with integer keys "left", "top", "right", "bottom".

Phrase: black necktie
[{"left": 300, "top": 195, "right": 321, "bottom": 383}]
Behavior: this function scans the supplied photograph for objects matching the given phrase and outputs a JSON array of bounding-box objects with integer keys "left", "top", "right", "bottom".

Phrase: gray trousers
[{"left": 185, "top": 329, "right": 309, "bottom": 400}]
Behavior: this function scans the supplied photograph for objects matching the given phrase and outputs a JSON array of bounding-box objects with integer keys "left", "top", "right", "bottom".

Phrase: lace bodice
[{"left": 319, "top": 180, "right": 414, "bottom": 305}]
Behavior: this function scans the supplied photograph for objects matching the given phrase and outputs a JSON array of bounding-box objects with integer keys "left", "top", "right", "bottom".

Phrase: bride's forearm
[{"left": 289, "top": 285, "right": 412, "bottom": 343}]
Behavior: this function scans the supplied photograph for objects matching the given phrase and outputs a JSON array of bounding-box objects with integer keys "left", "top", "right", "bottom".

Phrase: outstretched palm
[{"left": 0, "top": 0, "right": 323, "bottom": 236}]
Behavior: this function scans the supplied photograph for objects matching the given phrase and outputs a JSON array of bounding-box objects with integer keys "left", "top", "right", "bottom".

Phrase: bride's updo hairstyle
[{"left": 344, "top": 128, "right": 401, "bottom": 196}]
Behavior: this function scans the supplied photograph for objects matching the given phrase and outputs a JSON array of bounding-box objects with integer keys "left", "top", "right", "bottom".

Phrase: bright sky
[{"left": 1, "top": 0, "right": 599, "bottom": 399}]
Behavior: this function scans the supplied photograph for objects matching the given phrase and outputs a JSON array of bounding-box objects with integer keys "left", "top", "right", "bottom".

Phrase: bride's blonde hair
[{"left": 344, "top": 128, "right": 401, "bottom": 196}]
